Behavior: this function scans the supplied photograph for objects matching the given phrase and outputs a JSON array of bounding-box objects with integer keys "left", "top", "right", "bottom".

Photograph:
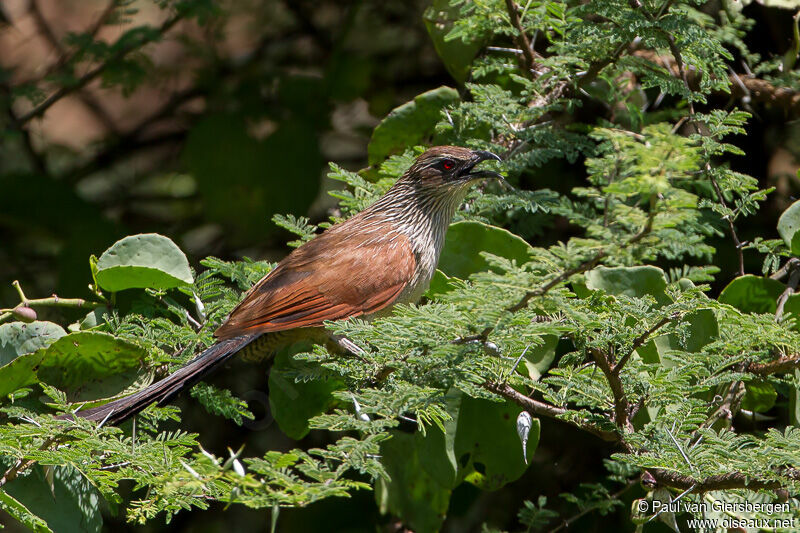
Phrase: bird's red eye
[{"left": 442, "top": 159, "right": 454, "bottom": 170}]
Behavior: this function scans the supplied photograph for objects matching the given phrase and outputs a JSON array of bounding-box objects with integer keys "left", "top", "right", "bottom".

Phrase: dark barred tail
[{"left": 62, "top": 334, "right": 259, "bottom": 426}]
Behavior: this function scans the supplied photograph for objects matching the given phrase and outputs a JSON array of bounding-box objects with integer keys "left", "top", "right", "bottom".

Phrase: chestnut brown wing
[{"left": 213, "top": 226, "right": 416, "bottom": 340}]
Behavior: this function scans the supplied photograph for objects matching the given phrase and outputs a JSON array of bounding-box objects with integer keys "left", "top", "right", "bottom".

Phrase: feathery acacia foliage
[{"left": 2, "top": 0, "right": 800, "bottom": 531}]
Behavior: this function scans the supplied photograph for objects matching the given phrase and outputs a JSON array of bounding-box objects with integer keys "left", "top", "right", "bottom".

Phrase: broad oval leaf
[
  {"left": 95, "top": 233, "right": 193, "bottom": 292},
  {"left": 777, "top": 199, "right": 800, "bottom": 255},
  {"left": 719, "top": 275, "right": 790, "bottom": 314},
  {"left": 0, "top": 321, "right": 66, "bottom": 365},
  {"left": 453, "top": 394, "right": 539, "bottom": 490},
  {"left": 377, "top": 431, "right": 451, "bottom": 533},
  {"left": 423, "top": 0, "right": 483, "bottom": 84},
  {"left": 4, "top": 465, "right": 101, "bottom": 533},
  {"left": 367, "top": 86, "right": 459, "bottom": 164},
  {"left": 585, "top": 265, "right": 670, "bottom": 305},
  {"left": 268, "top": 348, "right": 344, "bottom": 440},
  {"left": 741, "top": 380, "right": 778, "bottom": 413},
  {"left": 439, "top": 221, "right": 534, "bottom": 279},
  {"left": 0, "top": 331, "right": 149, "bottom": 401},
  {"left": 415, "top": 389, "right": 539, "bottom": 492},
  {"left": 0, "top": 322, "right": 66, "bottom": 399},
  {"left": 36, "top": 331, "right": 149, "bottom": 401}
]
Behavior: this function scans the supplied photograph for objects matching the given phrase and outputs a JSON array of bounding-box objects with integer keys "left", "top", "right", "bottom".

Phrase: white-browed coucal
[{"left": 70, "top": 146, "right": 503, "bottom": 425}]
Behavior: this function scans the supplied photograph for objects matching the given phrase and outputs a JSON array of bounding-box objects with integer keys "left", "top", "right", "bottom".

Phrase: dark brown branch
[
  {"left": 614, "top": 314, "right": 676, "bottom": 373},
  {"left": 0, "top": 436, "right": 57, "bottom": 489},
  {"left": 747, "top": 355, "right": 800, "bottom": 376},
  {"left": 18, "top": 13, "right": 184, "bottom": 124},
  {"left": 0, "top": 84, "right": 48, "bottom": 175},
  {"left": 694, "top": 379, "right": 745, "bottom": 438},
  {"left": 29, "top": 0, "right": 118, "bottom": 133},
  {"left": 776, "top": 265, "right": 800, "bottom": 321},
  {"left": 589, "top": 347, "right": 632, "bottom": 431},
  {"left": 770, "top": 258, "right": 800, "bottom": 281},
  {"left": 504, "top": 0, "right": 538, "bottom": 76},
  {"left": 647, "top": 468, "right": 793, "bottom": 493},
  {"left": 483, "top": 381, "right": 619, "bottom": 441}
]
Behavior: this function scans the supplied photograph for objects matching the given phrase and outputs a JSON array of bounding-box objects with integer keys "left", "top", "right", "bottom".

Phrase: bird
[{"left": 68, "top": 146, "right": 503, "bottom": 425}]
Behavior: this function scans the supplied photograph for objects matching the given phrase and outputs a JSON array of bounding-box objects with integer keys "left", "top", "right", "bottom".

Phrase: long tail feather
[{"left": 62, "top": 334, "right": 258, "bottom": 426}]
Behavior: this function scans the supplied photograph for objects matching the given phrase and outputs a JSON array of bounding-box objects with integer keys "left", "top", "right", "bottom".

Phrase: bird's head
[{"left": 402, "top": 146, "right": 504, "bottom": 190}]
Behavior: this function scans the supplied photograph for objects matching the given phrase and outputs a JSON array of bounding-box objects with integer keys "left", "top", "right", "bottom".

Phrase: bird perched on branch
[{"left": 69, "top": 146, "right": 503, "bottom": 425}]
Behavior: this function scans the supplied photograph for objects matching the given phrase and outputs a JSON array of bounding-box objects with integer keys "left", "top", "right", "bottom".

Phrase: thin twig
[
  {"left": 504, "top": 0, "right": 538, "bottom": 76},
  {"left": 589, "top": 347, "right": 631, "bottom": 431},
  {"left": 0, "top": 436, "right": 57, "bottom": 488},
  {"left": 775, "top": 265, "right": 800, "bottom": 321},
  {"left": 18, "top": 13, "right": 184, "bottom": 124},
  {"left": 662, "top": 32, "right": 745, "bottom": 276},
  {"left": 614, "top": 314, "right": 677, "bottom": 373},
  {"left": 483, "top": 381, "right": 619, "bottom": 441},
  {"left": 550, "top": 479, "right": 638, "bottom": 533},
  {"left": 28, "top": 0, "right": 118, "bottom": 133},
  {"left": 770, "top": 258, "right": 800, "bottom": 281}
]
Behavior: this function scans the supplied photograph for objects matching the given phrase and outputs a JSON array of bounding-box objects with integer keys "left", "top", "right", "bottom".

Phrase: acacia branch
[
  {"left": 18, "top": 13, "right": 184, "bottom": 124},
  {"left": 0, "top": 436, "right": 57, "bottom": 489},
  {"left": 747, "top": 355, "right": 800, "bottom": 376},
  {"left": 29, "top": 0, "right": 118, "bottom": 133},
  {"left": 647, "top": 468, "right": 796, "bottom": 493},
  {"left": 589, "top": 347, "right": 632, "bottom": 431},
  {"left": 694, "top": 379, "right": 745, "bottom": 438},
  {"left": 614, "top": 313, "right": 677, "bottom": 373},
  {"left": 504, "top": 0, "right": 538, "bottom": 76},
  {"left": 483, "top": 381, "right": 619, "bottom": 441},
  {"left": 661, "top": 33, "right": 746, "bottom": 277}
]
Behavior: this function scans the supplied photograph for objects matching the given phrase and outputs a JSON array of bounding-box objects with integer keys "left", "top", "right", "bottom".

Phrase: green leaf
[
  {"left": 4, "top": 465, "right": 101, "bottom": 533},
  {"left": 425, "top": 269, "right": 459, "bottom": 299},
  {"left": 0, "top": 321, "right": 66, "bottom": 366},
  {"left": 423, "top": 0, "right": 483, "bottom": 84},
  {"left": 453, "top": 394, "right": 539, "bottom": 490},
  {"left": 269, "top": 349, "right": 344, "bottom": 440},
  {"left": 521, "top": 335, "right": 559, "bottom": 381},
  {"left": 0, "top": 331, "right": 148, "bottom": 401},
  {"left": 376, "top": 431, "right": 451, "bottom": 533},
  {"left": 367, "top": 86, "right": 459, "bottom": 164},
  {"left": 36, "top": 332, "right": 150, "bottom": 402},
  {"left": 638, "top": 309, "right": 719, "bottom": 367},
  {"left": 95, "top": 234, "right": 193, "bottom": 292},
  {"left": 415, "top": 389, "right": 461, "bottom": 488},
  {"left": 78, "top": 308, "right": 111, "bottom": 330},
  {"left": 717, "top": 275, "right": 800, "bottom": 316},
  {"left": 741, "top": 380, "right": 777, "bottom": 413},
  {"left": 777, "top": 199, "right": 800, "bottom": 255},
  {"left": 439, "top": 221, "right": 535, "bottom": 279},
  {"left": 0, "top": 488, "right": 53, "bottom": 533},
  {"left": 585, "top": 266, "right": 670, "bottom": 305},
  {"left": 416, "top": 389, "right": 540, "bottom": 492},
  {"left": 0, "top": 352, "right": 46, "bottom": 399}
]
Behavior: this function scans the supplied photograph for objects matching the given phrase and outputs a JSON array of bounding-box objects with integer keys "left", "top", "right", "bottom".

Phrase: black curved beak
[{"left": 460, "top": 150, "right": 504, "bottom": 180}]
